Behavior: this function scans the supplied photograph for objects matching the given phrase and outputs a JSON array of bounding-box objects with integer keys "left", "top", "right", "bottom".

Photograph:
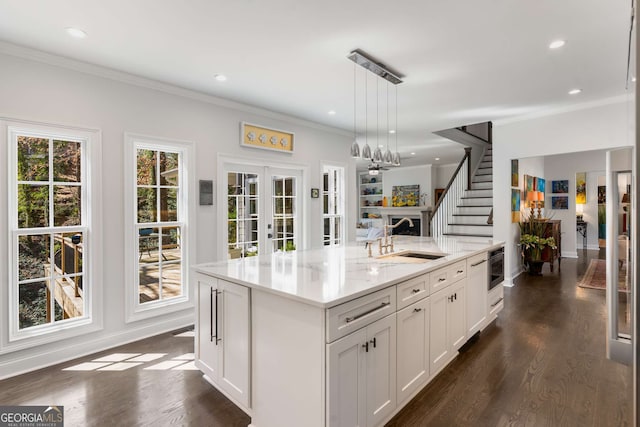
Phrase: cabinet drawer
[
  {"left": 430, "top": 261, "right": 467, "bottom": 294},
  {"left": 488, "top": 284, "right": 504, "bottom": 317},
  {"left": 397, "top": 273, "right": 429, "bottom": 310},
  {"left": 326, "top": 287, "right": 396, "bottom": 343}
]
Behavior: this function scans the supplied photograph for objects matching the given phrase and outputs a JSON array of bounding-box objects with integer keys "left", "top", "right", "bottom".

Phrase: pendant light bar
[{"left": 347, "top": 49, "right": 403, "bottom": 85}]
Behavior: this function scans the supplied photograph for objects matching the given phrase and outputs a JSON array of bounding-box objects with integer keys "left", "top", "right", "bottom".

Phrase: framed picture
[
  {"left": 576, "top": 172, "right": 587, "bottom": 204},
  {"left": 240, "top": 122, "right": 294, "bottom": 153},
  {"left": 392, "top": 185, "right": 419, "bottom": 207},
  {"left": 552, "top": 196, "right": 569, "bottom": 210},
  {"left": 552, "top": 180, "right": 569, "bottom": 193},
  {"left": 598, "top": 185, "right": 606, "bottom": 204},
  {"left": 511, "top": 189, "right": 521, "bottom": 223},
  {"left": 511, "top": 159, "right": 518, "bottom": 187}
]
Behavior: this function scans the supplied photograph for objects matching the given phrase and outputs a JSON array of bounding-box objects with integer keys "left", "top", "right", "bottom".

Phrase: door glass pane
[
  {"left": 272, "top": 175, "right": 297, "bottom": 252},
  {"left": 53, "top": 140, "right": 81, "bottom": 182},
  {"left": 617, "top": 172, "right": 631, "bottom": 337},
  {"left": 228, "top": 172, "right": 259, "bottom": 258},
  {"left": 17, "top": 136, "right": 49, "bottom": 182}
]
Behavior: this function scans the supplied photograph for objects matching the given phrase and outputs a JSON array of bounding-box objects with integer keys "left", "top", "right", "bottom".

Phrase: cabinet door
[
  {"left": 196, "top": 275, "right": 219, "bottom": 379},
  {"left": 397, "top": 299, "right": 429, "bottom": 404},
  {"left": 448, "top": 279, "right": 467, "bottom": 351},
  {"left": 429, "top": 288, "right": 449, "bottom": 375},
  {"left": 218, "top": 280, "right": 251, "bottom": 408},
  {"left": 366, "top": 314, "right": 396, "bottom": 427},
  {"left": 328, "top": 329, "right": 367, "bottom": 427},
  {"left": 466, "top": 254, "right": 488, "bottom": 336}
]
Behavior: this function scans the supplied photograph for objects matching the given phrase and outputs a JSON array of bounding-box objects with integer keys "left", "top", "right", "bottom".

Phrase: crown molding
[
  {"left": 494, "top": 94, "right": 632, "bottom": 126},
  {"left": 0, "top": 41, "right": 352, "bottom": 137}
]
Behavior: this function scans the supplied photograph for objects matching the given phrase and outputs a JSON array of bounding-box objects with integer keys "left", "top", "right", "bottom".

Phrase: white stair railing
[{"left": 430, "top": 150, "right": 470, "bottom": 238}]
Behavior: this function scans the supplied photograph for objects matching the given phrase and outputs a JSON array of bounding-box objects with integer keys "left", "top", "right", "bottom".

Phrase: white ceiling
[{"left": 0, "top": 0, "right": 633, "bottom": 166}]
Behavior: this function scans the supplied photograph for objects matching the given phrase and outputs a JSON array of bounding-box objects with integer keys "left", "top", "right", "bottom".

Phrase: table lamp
[
  {"left": 536, "top": 191, "right": 544, "bottom": 219},
  {"left": 526, "top": 191, "right": 538, "bottom": 219}
]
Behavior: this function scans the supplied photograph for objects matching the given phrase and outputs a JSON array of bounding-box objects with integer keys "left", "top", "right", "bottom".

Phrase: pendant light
[
  {"left": 383, "top": 81, "right": 393, "bottom": 164},
  {"left": 372, "top": 77, "right": 384, "bottom": 163},
  {"left": 392, "top": 83, "right": 401, "bottom": 166},
  {"left": 346, "top": 49, "right": 403, "bottom": 162},
  {"left": 349, "top": 60, "right": 360, "bottom": 158},
  {"left": 361, "top": 71, "right": 372, "bottom": 159}
]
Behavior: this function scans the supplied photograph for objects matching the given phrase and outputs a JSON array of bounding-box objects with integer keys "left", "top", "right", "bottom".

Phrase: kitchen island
[{"left": 192, "top": 236, "right": 504, "bottom": 427}]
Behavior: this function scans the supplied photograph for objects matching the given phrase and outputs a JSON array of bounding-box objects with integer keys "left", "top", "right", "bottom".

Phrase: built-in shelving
[{"left": 359, "top": 172, "right": 384, "bottom": 227}]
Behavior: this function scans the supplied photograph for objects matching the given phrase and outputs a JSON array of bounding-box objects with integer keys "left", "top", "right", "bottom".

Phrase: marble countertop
[{"left": 192, "top": 236, "right": 504, "bottom": 308}]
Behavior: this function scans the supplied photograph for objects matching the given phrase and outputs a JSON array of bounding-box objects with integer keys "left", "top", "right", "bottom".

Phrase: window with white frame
[
  {"left": 323, "top": 165, "right": 345, "bottom": 246},
  {"left": 8, "top": 123, "right": 100, "bottom": 342},
  {"left": 125, "top": 135, "right": 191, "bottom": 319}
]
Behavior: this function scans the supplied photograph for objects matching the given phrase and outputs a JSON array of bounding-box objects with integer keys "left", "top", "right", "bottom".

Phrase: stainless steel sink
[{"left": 376, "top": 250, "right": 448, "bottom": 263}]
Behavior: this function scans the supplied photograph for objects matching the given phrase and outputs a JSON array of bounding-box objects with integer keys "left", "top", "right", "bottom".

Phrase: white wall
[
  {"left": 494, "top": 98, "right": 634, "bottom": 285},
  {"left": 0, "top": 49, "right": 352, "bottom": 377},
  {"left": 543, "top": 150, "right": 607, "bottom": 255},
  {"left": 382, "top": 164, "right": 432, "bottom": 207}
]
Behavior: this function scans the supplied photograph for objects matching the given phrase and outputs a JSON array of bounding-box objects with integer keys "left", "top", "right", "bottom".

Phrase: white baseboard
[
  {"left": 563, "top": 251, "right": 578, "bottom": 259},
  {"left": 0, "top": 314, "right": 193, "bottom": 380}
]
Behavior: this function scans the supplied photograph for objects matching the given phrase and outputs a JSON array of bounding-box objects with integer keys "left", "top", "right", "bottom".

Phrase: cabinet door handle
[
  {"left": 362, "top": 342, "right": 369, "bottom": 352},
  {"left": 471, "top": 259, "right": 487, "bottom": 267},
  {"left": 412, "top": 288, "right": 421, "bottom": 294},
  {"left": 370, "top": 337, "right": 377, "bottom": 348},
  {"left": 491, "top": 297, "right": 504, "bottom": 308},
  {"left": 457, "top": 270, "right": 464, "bottom": 274},
  {"left": 210, "top": 287, "right": 214, "bottom": 342},
  {"left": 454, "top": 293, "right": 457, "bottom": 301},
  {"left": 345, "top": 302, "right": 390, "bottom": 323},
  {"left": 413, "top": 307, "right": 423, "bottom": 313},
  {"left": 448, "top": 295, "right": 453, "bottom": 303},
  {"left": 215, "top": 290, "right": 221, "bottom": 345},
  {"left": 439, "top": 278, "right": 446, "bottom": 282}
]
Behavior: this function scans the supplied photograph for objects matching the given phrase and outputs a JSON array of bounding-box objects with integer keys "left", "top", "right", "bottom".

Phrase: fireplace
[{"left": 391, "top": 217, "right": 421, "bottom": 236}]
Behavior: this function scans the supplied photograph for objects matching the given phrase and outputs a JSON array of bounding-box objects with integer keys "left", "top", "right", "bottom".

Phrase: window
[
  {"left": 323, "top": 165, "right": 345, "bottom": 246},
  {"left": 227, "top": 172, "right": 259, "bottom": 258},
  {"left": 125, "top": 134, "right": 192, "bottom": 321},
  {"left": 6, "top": 121, "right": 102, "bottom": 346}
]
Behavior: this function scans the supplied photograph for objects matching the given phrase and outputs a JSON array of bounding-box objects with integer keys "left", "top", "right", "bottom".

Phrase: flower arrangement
[{"left": 519, "top": 213, "right": 557, "bottom": 274}]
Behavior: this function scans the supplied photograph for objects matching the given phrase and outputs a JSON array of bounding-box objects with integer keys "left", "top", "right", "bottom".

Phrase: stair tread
[
  {"left": 443, "top": 233, "right": 493, "bottom": 237},
  {"left": 457, "top": 205, "right": 493, "bottom": 208},
  {"left": 452, "top": 213, "right": 490, "bottom": 216},
  {"left": 448, "top": 223, "right": 492, "bottom": 226},
  {"left": 461, "top": 196, "right": 493, "bottom": 199}
]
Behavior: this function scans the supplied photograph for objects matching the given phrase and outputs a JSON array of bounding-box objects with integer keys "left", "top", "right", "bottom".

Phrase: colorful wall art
[
  {"left": 511, "top": 189, "right": 521, "bottom": 222},
  {"left": 552, "top": 180, "right": 569, "bottom": 193},
  {"left": 576, "top": 172, "right": 587, "bottom": 204},
  {"left": 511, "top": 159, "right": 518, "bottom": 187},
  {"left": 552, "top": 196, "right": 569, "bottom": 210},
  {"left": 391, "top": 185, "right": 419, "bottom": 207}
]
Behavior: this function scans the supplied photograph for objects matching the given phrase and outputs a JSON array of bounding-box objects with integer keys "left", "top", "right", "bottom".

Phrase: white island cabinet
[
  {"left": 194, "top": 272, "right": 251, "bottom": 412},
  {"left": 193, "top": 237, "right": 504, "bottom": 427}
]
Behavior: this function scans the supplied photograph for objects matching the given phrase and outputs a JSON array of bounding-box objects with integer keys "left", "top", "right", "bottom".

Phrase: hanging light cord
[
  {"left": 395, "top": 84, "right": 398, "bottom": 152},
  {"left": 353, "top": 60, "right": 357, "bottom": 140},
  {"left": 376, "top": 77, "right": 379, "bottom": 153},
  {"left": 386, "top": 82, "right": 390, "bottom": 152}
]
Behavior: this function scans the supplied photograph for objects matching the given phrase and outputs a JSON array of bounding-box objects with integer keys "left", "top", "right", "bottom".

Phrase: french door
[
  {"left": 221, "top": 161, "right": 303, "bottom": 259},
  {"left": 606, "top": 148, "right": 633, "bottom": 365}
]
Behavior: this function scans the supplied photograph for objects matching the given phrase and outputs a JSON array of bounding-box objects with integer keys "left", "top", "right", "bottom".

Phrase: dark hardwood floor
[
  {"left": 388, "top": 249, "right": 632, "bottom": 427},
  {"left": 0, "top": 250, "right": 631, "bottom": 427}
]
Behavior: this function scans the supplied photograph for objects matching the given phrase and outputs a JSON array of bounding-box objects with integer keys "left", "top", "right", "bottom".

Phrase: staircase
[{"left": 442, "top": 146, "right": 493, "bottom": 238}]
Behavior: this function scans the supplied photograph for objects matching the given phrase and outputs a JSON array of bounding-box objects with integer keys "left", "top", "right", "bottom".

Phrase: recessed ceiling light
[
  {"left": 435, "top": 157, "right": 440, "bottom": 161},
  {"left": 389, "top": 130, "right": 396, "bottom": 134},
  {"left": 214, "top": 74, "right": 227, "bottom": 82},
  {"left": 568, "top": 88, "right": 582, "bottom": 95},
  {"left": 66, "top": 27, "right": 87, "bottom": 39},
  {"left": 411, "top": 152, "right": 416, "bottom": 156},
  {"left": 549, "top": 40, "right": 566, "bottom": 49},
  {"left": 328, "top": 110, "right": 336, "bottom": 116}
]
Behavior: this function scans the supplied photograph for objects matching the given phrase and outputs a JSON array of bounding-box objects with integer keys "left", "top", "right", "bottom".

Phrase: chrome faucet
[{"left": 379, "top": 217, "right": 414, "bottom": 255}]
